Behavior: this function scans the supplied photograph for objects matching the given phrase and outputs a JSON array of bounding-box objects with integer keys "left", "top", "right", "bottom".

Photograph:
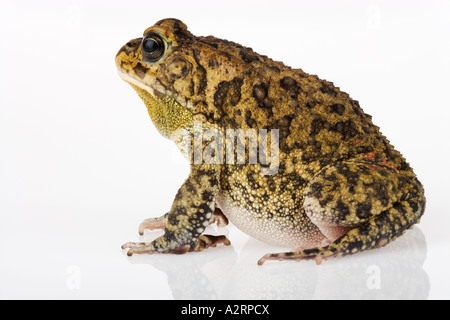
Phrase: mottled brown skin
[{"left": 116, "top": 19, "right": 425, "bottom": 264}]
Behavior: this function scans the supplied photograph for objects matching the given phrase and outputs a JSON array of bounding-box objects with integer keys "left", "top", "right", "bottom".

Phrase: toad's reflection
[
  {"left": 125, "top": 226, "right": 428, "bottom": 300},
  {"left": 223, "top": 226, "right": 429, "bottom": 299},
  {"left": 125, "top": 228, "right": 237, "bottom": 299}
]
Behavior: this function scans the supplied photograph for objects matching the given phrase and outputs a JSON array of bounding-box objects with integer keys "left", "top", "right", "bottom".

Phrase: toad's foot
[
  {"left": 208, "top": 207, "right": 229, "bottom": 228},
  {"left": 138, "top": 208, "right": 228, "bottom": 235},
  {"left": 138, "top": 214, "right": 168, "bottom": 235},
  {"left": 258, "top": 249, "right": 337, "bottom": 266},
  {"left": 193, "top": 234, "right": 231, "bottom": 252},
  {"left": 258, "top": 239, "right": 333, "bottom": 266},
  {"left": 122, "top": 234, "right": 231, "bottom": 256}
]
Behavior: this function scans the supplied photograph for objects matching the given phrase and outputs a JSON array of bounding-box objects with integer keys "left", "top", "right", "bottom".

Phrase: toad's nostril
[{"left": 123, "top": 38, "right": 142, "bottom": 54}]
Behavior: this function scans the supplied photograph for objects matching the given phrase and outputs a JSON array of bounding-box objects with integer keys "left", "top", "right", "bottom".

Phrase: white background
[{"left": 1, "top": 0, "right": 449, "bottom": 299}]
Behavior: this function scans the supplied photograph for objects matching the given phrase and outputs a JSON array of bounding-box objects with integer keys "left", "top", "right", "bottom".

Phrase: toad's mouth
[{"left": 117, "top": 69, "right": 166, "bottom": 99}]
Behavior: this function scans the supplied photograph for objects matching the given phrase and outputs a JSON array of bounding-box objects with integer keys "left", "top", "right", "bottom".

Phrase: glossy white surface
[{"left": 1, "top": 0, "right": 449, "bottom": 299}]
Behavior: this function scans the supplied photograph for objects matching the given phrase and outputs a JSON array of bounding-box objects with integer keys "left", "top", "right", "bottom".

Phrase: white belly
[{"left": 216, "top": 192, "right": 326, "bottom": 248}]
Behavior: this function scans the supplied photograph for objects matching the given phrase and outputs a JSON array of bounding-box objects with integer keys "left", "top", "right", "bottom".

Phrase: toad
[{"left": 116, "top": 19, "right": 425, "bottom": 264}]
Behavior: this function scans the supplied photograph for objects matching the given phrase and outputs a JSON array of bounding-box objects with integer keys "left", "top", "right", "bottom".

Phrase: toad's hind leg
[{"left": 258, "top": 159, "right": 426, "bottom": 265}]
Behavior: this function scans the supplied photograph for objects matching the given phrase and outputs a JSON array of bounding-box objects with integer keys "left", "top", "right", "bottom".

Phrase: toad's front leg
[
  {"left": 137, "top": 207, "right": 229, "bottom": 235},
  {"left": 122, "top": 164, "right": 230, "bottom": 256}
]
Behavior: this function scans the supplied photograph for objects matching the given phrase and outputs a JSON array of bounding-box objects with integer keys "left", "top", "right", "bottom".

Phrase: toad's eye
[{"left": 142, "top": 32, "right": 165, "bottom": 62}]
